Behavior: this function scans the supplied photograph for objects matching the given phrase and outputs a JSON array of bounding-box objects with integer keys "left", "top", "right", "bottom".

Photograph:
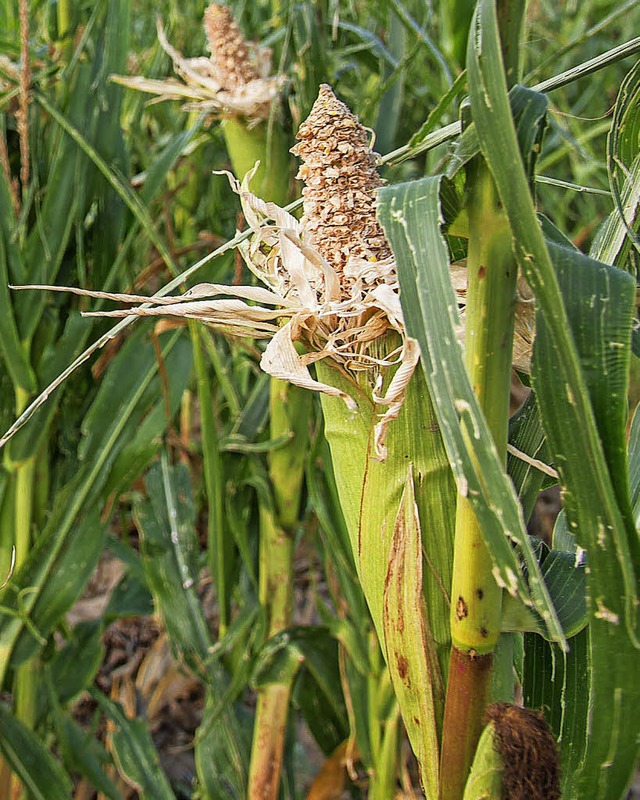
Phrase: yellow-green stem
[
  {"left": 248, "top": 682, "right": 292, "bottom": 800},
  {"left": 258, "top": 505, "right": 293, "bottom": 638},
  {"left": 12, "top": 387, "right": 37, "bottom": 800},
  {"left": 14, "top": 393, "right": 35, "bottom": 573},
  {"left": 248, "top": 506, "right": 294, "bottom": 800},
  {"left": 222, "top": 117, "right": 290, "bottom": 207},
  {"left": 248, "top": 380, "right": 309, "bottom": 799},
  {"left": 222, "top": 110, "right": 306, "bottom": 799},
  {"left": 440, "top": 161, "right": 518, "bottom": 799},
  {"left": 57, "top": 0, "right": 73, "bottom": 59}
]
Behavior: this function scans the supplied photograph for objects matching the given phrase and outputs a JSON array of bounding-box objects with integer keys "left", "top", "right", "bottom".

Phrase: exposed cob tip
[
  {"left": 204, "top": 3, "right": 260, "bottom": 90},
  {"left": 291, "top": 84, "right": 393, "bottom": 274}
]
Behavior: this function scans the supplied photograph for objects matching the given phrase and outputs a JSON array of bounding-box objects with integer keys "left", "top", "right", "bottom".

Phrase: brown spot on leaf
[
  {"left": 476, "top": 588, "right": 484, "bottom": 600},
  {"left": 479, "top": 626, "right": 489, "bottom": 638},
  {"left": 396, "top": 654, "right": 409, "bottom": 683},
  {"left": 486, "top": 703, "right": 561, "bottom": 800},
  {"left": 478, "top": 265, "right": 487, "bottom": 280},
  {"left": 456, "top": 596, "right": 468, "bottom": 620}
]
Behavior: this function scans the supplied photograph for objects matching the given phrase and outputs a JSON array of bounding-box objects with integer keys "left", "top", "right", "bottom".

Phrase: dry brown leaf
[{"left": 307, "top": 740, "right": 359, "bottom": 800}]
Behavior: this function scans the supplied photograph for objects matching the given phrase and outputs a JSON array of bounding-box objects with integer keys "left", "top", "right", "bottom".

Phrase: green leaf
[
  {"left": 378, "top": 176, "right": 564, "bottom": 645},
  {"left": 628, "top": 402, "right": 640, "bottom": 528},
  {"left": 462, "top": 721, "right": 503, "bottom": 799},
  {"left": 0, "top": 330, "right": 186, "bottom": 681},
  {"left": 591, "top": 59, "right": 640, "bottom": 270},
  {"left": 523, "top": 630, "right": 590, "bottom": 799},
  {"left": 0, "top": 231, "right": 35, "bottom": 392},
  {"left": 195, "top": 690, "right": 250, "bottom": 799},
  {"left": 104, "top": 567, "right": 154, "bottom": 621},
  {"left": 532, "top": 245, "right": 640, "bottom": 796},
  {"left": 100, "top": 337, "right": 193, "bottom": 498},
  {"left": 49, "top": 620, "right": 104, "bottom": 706},
  {"left": 447, "top": 85, "right": 548, "bottom": 182},
  {"left": 507, "top": 392, "right": 554, "bottom": 522},
  {"left": 55, "top": 714, "right": 120, "bottom": 800},
  {"left": 136, "top": 455, "right": 211, "bottom": 673},
  {"left": 0, "top": 702, "right": 72, "bottom": 799},
  {"left": 502, "top": 544, "right": 587, "bottom": 640},
  {"left": 136, "top": 453, "right": 250, "bottom": 791},
  {"left": 16, "top": 64, "right": 91, "bottom": 340},
  {"left": 8, "top": 312, "right": 92, "bottom": 463},
  {"left": 374, "top": 8, "right": 406, "bottom": 155},
  {"left": 8, "top": 508, "right": 108, "bottom": 665},
  {"left": 32, "top": 87, "right": 178, "bottom": 288},
  {"left": 289, "top": 628, "right": 349, "bottom": 756},
  {"left": 91, "top": 693, "right": 175, "bottom": 800}
]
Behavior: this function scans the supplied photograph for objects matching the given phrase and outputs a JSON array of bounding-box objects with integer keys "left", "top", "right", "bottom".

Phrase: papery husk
[
  {"left": 316, "top": 344, "right": 457, "bottom": 792},
  {"left": 316, "top": 340, "right": 456, "bottom": 696}
]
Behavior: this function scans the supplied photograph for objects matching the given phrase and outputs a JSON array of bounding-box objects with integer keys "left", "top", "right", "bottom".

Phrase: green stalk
[
  {"left": 222, "top": 117, "right": 290, "bottom": 206},
  {"left": 12, "top": 385, "right": 35, "bottom": 565},
  {"left": 57, "top": 0, "right": 73, "bottom": 60},
  {"left": 248, "top": 502, "right": 292, "bottom": 800},
  {"left": 439, "top": 5, "right": 526, "bottom": 796},
  {"left": 12, "top": 387, "right": 37, "bottom": 800},
  {"left": 439, "top": 132, "right": 518, "bottom": 800},
  {"left": 248, "top": 380, "right": 310, "bottom": 800},
  {"left": 0, "top": 478, "right": 15, "bottom": 583},
  {"left": 219, "top": 98, "right": 304, "bottom": 800}
]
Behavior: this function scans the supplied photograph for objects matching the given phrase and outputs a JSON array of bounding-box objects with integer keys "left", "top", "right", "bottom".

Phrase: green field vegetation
[{"left": 0, "top": 0, "right": 639, "bottom": 798}]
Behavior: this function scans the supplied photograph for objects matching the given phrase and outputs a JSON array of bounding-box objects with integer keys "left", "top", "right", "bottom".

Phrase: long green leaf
[
  {"left": 0, "top": 702, "right": 72, "bottom": 799},
  {"left": 91, "top": 692, "right": 175, "bottom": 800},
  {"left": 9, "top": 510, "right": 107, "bottom": 665},
  {"left": 136, "top": 453, "right": 249, "bottom": 792},
  {"left": 0, "top": 228, "right": 35, "bottom": 393},
  {"left": 523, "top": 630, "right": 590, "bottom": 798},
  {"left": 136, "top": 455, "right": 212, "bottom": 673},
  {"left": 591, "top": 59, "right": 640, "bottom": 269},
  {"left": 55, "top": 714, "right": 121, "bottom": 800},
  {"left": 378, "top": 176, "right": 564, "bottom": 645}
]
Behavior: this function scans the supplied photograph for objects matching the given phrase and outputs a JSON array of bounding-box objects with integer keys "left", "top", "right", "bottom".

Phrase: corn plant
[{"left": 1, "top": 0, "right": 640, "bottom": 798}]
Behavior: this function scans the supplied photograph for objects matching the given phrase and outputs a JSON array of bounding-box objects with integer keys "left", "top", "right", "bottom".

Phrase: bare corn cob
[{"left": 292, "top": 84, "right": 392, "bottom": 272}]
